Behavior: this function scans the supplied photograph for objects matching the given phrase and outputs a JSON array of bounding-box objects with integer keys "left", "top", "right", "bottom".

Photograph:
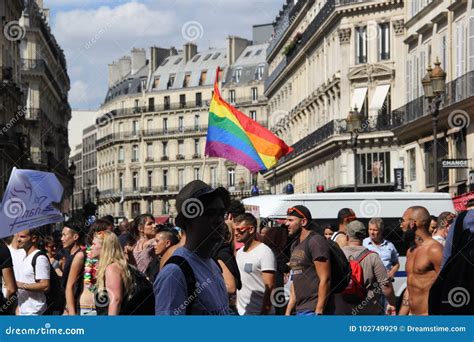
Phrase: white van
[{"left": 242, "top": 192, "right": 454, "bottom": 299}]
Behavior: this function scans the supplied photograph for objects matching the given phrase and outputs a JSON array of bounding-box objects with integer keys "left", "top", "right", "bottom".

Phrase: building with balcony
[
  {"left": 0, "top": 0, "right": 27, "bottom": 193},
  {"left": 70, "top": 144, "right": 83, "bottom": 215},
  {"left": 389, "top": 0, "right": 474, "bottom": 196},
  {"left": 20, "top": 0, "right": 72, "bottom": 197},
  {"left": 264, "top": 0, "right": 405, "bottom": 193},
  {"left": 96, "top": 25, "right": 272, "bottom": 219}
]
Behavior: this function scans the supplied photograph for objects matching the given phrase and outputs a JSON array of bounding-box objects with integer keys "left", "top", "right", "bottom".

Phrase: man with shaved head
[{"left": 399, "top": 206, "right": 443, "bottom": 315}]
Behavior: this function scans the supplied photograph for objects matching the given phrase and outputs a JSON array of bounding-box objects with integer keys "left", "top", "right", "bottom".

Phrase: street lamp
[
  {"left": 68, "top": 161, "right": 76, "bottom": 218},
  {"left": 95, "top": 188, "right": 100, "bottom": 216},
  {"left": 422, "top": 58, "right": 447, "bottom": 192},
  {"left": 239, "top": 177, "right": 245, "bottom": 199},
  {"left": 346, "top": 107, "right": 364, "bottom": 192}
]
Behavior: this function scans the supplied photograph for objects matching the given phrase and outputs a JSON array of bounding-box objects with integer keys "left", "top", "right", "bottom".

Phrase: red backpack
[{"left": 341, "top": 249, "right": 374, "bottom": 304}]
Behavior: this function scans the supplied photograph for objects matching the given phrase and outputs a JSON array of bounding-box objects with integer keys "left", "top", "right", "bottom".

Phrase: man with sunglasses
[
  {"left": 235, "top": 213, "right": 276, "bottom": 315},
  {"left": 286, "top": 205, "right": 333, "bottom": 315},
  {"left": 399, "top": 206, "right": 443, "bottom": 315}
]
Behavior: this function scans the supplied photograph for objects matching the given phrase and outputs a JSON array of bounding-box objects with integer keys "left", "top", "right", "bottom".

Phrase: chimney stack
[
  {"left": 118, "top": 56, "right": 131, "bottom": 79},
  {"left": 131, "top": 48, "right": 146, "bottom": 75},
  {"left": 184, "top": 42, "right": 198, "bottom": 63},
  {"left": 108, "top": 62, "right": 120, "bottom": 87},
  {"left": 227, "top": 36, "right": 251, "bottom": 65}
]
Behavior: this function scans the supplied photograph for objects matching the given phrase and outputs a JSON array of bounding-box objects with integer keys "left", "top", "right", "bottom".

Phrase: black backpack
[
  {"left": 165, "top": 255, "right": 197, "bottom": 315},
  {"left": 297, "top": 232, "right": 351, "bottom": 294},
  {"left": 32, "top": 251, "right": 65, "bottom": 315},
  {"left": 429, "top": 210, "right": 474, "bottom": 314},
  {"left": 119, "top": 265, "right": 155, "bottom": 315}
]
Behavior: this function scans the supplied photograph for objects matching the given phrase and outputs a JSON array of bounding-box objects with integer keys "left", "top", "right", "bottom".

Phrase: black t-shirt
[
  {"left": 62, "top": 248, "right": 86, "bottom": 303},
  {"left": 215, "top": 244, "right": 242, "bottom": 291},
  {"left": 0, "top": 241, "right": 13, "bottom": 303}
]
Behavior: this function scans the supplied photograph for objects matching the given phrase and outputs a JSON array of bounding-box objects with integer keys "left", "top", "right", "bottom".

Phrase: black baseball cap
[{"left": 175, "top": 180, "right": 230, "bottom": 229}]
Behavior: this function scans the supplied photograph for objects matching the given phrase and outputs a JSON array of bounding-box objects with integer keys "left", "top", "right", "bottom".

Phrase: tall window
[
  {"left": 194, "top": 139, "right": 200, "bottom": 155},
  {"left": 233, "top": 68, "right": 242, "bottom": 82},
  {"left": 178, "top": 169, "right": 184, "bottom": 190},
  {"left": 148, "top": 200, "right": 153, "bottom": 214},
  {"left": 178, "top": 140, "right": 184, "bottom": 156},
  {"left": 132, "top": 203, "right": 140, "bottom": 217},
  {"left": 146, "top": 143, "right": 153, "bottom": 160},
  {"left": 148, "top": 97, "right": 155, "bottom": 112},
  {"left": 163, "top": 118, "right": 168, "bottom": 133},
  {"left": 408, "top": 148, "right": 416, "bottom": 182},
  {"left": 132, "top": 145, "right": 139, "bottom": 162},
  {"left": 251, "top": 87, "right": 258, "bottom": 102},
  {"left": 194, "top": 167, "right": 200, "bottom": 180},
  {"left": 379, "top": 23, "right": 390, "bottom": 60},
  {"left": 163, "top": 200, "right": 170, "bottom": 214},
  {"left": 163, "top": 170, "right": 168, "bottom": 191},
  {"left": 255, "top": 65, "right": 264, "bottom": 80},
  {"left": 119, "top": 172, "right": 123, "bottom": 191},
  {"left": 133, "top": 172, "right": 138, "bottom": 191},
  {"left": 148, "top": 170, "right": 153, "bottom": 190},
  {"left": 229, "top": 90, "right": 236, "bottom": 104},
  {"left": 178, "top": 116, "right": 184, "bottom": 132},
  {"left": 194, "top": 114, "right": 200, "bottom": 130},
  {"left": 132, "top": 121, "right": 139, "bottom": 136},
  {"left": 183, "top": 74, "right": 191, "bottom": 88},
  {"left": 199, "top": 71, "right": 207, "bottom": 86},
  {"left": 249, "top": 110, "right": 257, "bottom": 121},
  {"left": 196, "top": 92, "right": 202, "bottom": 107},
  {"left": 147, "top": 119, "right": 153, "bottom": 133},
  {"left": 228, "top": 168, "right": 235, "bottom": 187},
  {"left": 118, "top": 146, "right": 124, "bottom": 163},
  {"left": 164, "top": 96, "right": 170, "bottom": 110},
  {"left": 424, "top": 140, "right": 449, "bottom": 186},
  {"left": 167, "top": 74, "right": 175, "bottom": 89},
  {"left": 180, "top": 94, "right": 186, "bottom": 108},
  {"left": 358, "top": 151, "right": 391, "bottom": 185},
  {"left": 356, "top": 26, "right": 367, "bottom": 64},
  {"left": 153, "top": 77, "right": 160, "bottom": 89},
  {"left": 211, "top": 167, "right": 217, "bottom": 188},
  {"left": 162, "top": 141, "right": 168, "bottom": 157}
]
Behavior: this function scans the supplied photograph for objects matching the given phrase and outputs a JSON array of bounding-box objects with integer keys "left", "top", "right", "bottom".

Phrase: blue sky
[{"left": 44, "top": 0, "right": 283, "bottom": 111}]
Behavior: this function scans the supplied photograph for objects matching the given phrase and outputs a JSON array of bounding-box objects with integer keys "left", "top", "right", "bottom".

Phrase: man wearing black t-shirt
[{"left": 0, "top": 240, "right": 17, "bottom": 315}]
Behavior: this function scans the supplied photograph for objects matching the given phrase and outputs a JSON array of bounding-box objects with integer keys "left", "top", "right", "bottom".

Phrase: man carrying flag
[{"left": 205, "top": 68, "right": 293, "bottom": 173}]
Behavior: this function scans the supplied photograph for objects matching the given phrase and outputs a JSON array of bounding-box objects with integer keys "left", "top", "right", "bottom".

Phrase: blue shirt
[
  {"left": 362, "top": 237, "right": 399, "bottom": 271},
  {"left": 153, "top": 247, "right": 230, "bottom": 315},
  {"left": 442, "top": 209, "right": 474, "bottom": 269}
]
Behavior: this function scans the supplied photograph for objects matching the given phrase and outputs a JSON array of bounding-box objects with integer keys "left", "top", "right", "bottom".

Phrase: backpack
[
  {"left": 120, "top": 265, "right": 155, "bottom": 315},
  {"left": 32, "top": 251, "right": 65, "bottom": 315},
  {"left": 165, "top": 255, "right": 197, "bottom": 315},
  {"left": 429, "top": 211, "right": 474, "bottom": 314},
  {"left": 341, "top": 249, "right": 374, "bottom": 304},
  {"left": 297, "top": 232, "right": 351, "bottom": 294}
]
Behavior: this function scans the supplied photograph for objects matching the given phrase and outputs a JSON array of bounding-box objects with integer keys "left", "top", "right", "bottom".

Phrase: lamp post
[
  {"left": 346, "top": 107, "right": 364, "bottom": 192},
  {"left": 239, "top": 177, "right": 245, "bottom": 199},
  {"left": 422, "top": 58, "right": 447, "bottom": 192},
  {"left": 68, "top": 161, "right": 76, "bottom": 218},
  {"left": 95, "top": 188, "right": 100, "bottom": 216}
]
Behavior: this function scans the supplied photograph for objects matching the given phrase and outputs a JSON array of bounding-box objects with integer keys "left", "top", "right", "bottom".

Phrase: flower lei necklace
[{"left": 84, "top": 245, "right": 98, "bottom": 292}]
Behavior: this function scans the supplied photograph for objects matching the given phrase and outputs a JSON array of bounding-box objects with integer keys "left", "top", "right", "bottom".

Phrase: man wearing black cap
[
  {"left": 285, "top": 205, "right": 332, "bottom": 315},
  {"left": 154, "top": 180, "right": 231, "bottom": 315}
]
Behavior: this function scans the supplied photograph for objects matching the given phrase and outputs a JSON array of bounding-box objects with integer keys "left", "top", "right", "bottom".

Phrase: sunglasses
[
  {"left": 234, "top": 225, "right": 254, "bottom": 234},
  {"left": 345, "top": 215, "right": 357, "bottom": 223},
  {"left": 287, "top": 207, "right": 307, "bottom": 220}
]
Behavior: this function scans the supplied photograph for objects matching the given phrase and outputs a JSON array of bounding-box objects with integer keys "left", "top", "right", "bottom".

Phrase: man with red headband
[{"left": 285, "top": 205, "right": 333, "bottom": 315}]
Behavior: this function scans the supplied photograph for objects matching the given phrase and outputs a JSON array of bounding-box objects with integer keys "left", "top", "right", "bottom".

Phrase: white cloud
[{"left": 69, "top": 80, "right": 91, "bottom": 106}]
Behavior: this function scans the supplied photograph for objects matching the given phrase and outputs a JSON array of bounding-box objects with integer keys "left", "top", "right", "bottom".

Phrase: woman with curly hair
[{"left": 90, "top": 230, "right": 134, "bottom": 315}]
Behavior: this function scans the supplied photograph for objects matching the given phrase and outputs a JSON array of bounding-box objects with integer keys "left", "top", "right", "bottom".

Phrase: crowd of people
[{"left": 0, "top": 179, "right": 472, "bottom": 316}]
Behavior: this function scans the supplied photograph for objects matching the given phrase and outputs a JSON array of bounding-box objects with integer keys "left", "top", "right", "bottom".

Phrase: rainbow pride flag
[{"left": 205, "top": 68, "right": 294, "bottom": 173}]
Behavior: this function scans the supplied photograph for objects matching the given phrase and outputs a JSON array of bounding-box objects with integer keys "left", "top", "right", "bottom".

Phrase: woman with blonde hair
[{"left": 90, "top": 230, "right": 134, "bottom": 315}]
